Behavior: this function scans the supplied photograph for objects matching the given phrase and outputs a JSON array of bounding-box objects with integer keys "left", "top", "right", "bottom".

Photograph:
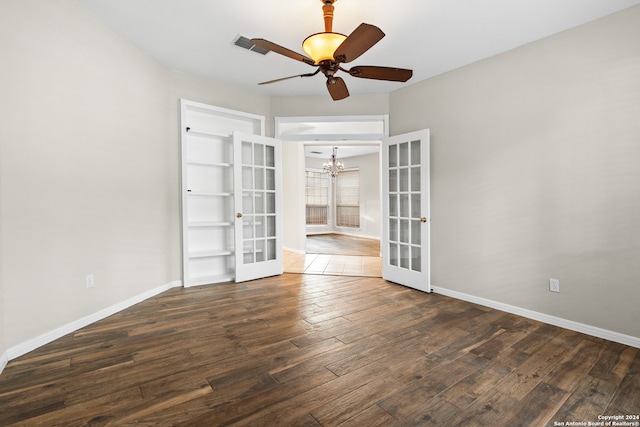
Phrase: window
[
  {"left": 305, "top": 170, "right": 329, "bottom": 225},
  {"left": 336, "top": 170, "right": 360, "bottom": 228}
]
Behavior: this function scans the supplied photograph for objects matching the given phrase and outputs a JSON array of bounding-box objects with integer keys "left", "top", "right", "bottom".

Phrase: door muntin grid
[
  {"left": 241, "top": 140, "right": 277, "bottom": 264},
  {"left": 388, "top": 139, "right": 422, "bottom": 272}
]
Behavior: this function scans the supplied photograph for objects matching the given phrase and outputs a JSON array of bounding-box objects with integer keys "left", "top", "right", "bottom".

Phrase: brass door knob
[
  {"left": 420, "top": 217, "right": 427, "bottom": 223},
  {"left": 236, "top": 212, "right": 243, "bottom": 218}
]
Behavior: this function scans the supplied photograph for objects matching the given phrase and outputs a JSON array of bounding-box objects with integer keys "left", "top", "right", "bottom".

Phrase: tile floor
[{"left": 283, "top": 250, "right": 382, "bottom": 277}]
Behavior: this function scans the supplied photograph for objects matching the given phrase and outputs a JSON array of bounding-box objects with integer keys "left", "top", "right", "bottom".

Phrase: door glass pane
[
  {"left": 411, "top": 140, "right": 420, "bottom": 165},
  {"left": 266, "top": 216, "right": 276, "bottom": 237},
  {"left": 265, "top": 145, "right": 274, "bottom": 167},
  {"left": 389, "top": 194, "right": 398, "bottom": 217},
  {"left": 411, "top": 194, "right": 421, "bottom": 218},
  {"left": 242, "top": 141, "right": 252, "bottom": 164},
  {"left": 243, "top": 193, "right": 253, "bottom": 214},
  {"left": 400, "top": 219, "right": 409, "bottom": 243},
  {"left": 243, "top": 216, "right": 253, "bottom": 239},
  {"left": 399, "top": 142, "right": 409, "bottom": 167},
  {"left": 266, "top": 192, "right": 276, "bottom": 214},
  {"left": 243, "top": 240, "right": 254, "bottom": 264},
  {"left": 255, "top": 192, "right": 264, "bottom": 214},
  {"left": 411, "top": 220, "right": 421, "bottom": 245},
  {"left": 399, "top": 168, "right": 409, "bottom": 192},
  {"left": 265, "top": 169, "right": 275, "bottom": 191},
  {"left": 255, "top": 215, "right": 265, "bottom": 238},
  {"left": 412, "top": 246, "right": 421, "bottom": 272},
  {"left": 411, "top": 167, "right": 420, "bottom": 192},
  {"left": 389, "top": 218, "right": 398, "bottom": 242},
  {"left": 266, "top": 238, "right": 276, "bottom": 260},
  {"left": 400, "top": 244, "right": 410, "bottom": 268},
  {"left": 400, "top": 194, "right": 409, "bottom": 217},
  {"left": 255, "top": 167, "right": 264, "bottom": 190},
  {"left": 254, "top": 143, "right": 264, "bottom": 166},
  {"left": 389, "top": 242, "right": 398, "bottom": 266},
  {"left": 388, "top": 145, "right": 397, "bottom": 168},
  {"left": 242, "top": 167, "right": 253, "bottom": 190},
  {"left": 255, "top": 239, "right": 265, "bottom": 262},
  {"left": 389, "top": 169, "right": 398, "bottom": 192}
]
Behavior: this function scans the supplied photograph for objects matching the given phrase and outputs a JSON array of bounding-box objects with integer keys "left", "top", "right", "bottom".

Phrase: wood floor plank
[
  {"left": 0, "top": 273, "right": 638, "bottom": 426},
  {"left": 501, "top": 381, "right": 569, "bottom": 427},
  {"left": 543, "top": 339, "right": 605, "bottom": 393},
  {"left": 335, "top": 404, "right": 395, "bottom": 427},
  {"left": 492, "top": 329, "right": 584, "bottom": 400},
  {"left": 438, "top": 362, "right": 514, "bottom": 410},
  {"left": 604, "top": 350, "right": 640, "bottom": 415},
  {"left": 377, "top": 353, "right": 493, "bottom": 419},
  {"left": 589, "top": 341, "right": 639, "bottom": 384},
  {"left": 448, "top": 389, "right": 520, "bottom": 426},
  {"left": 549, "top": 375, "right": 619, "bottom": 424},
  {"left": 402, "top": 396, "right": 464, "bottom": 427}
]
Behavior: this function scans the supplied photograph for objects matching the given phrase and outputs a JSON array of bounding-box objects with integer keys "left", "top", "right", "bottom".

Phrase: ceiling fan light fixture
[{"left": 302, "top": 32, "right": 347, "bottom": 64}]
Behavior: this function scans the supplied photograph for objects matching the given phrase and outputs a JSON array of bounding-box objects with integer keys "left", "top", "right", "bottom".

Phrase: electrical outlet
[
  {"left": 549, "top": 278, "right": 560, "bottom": 293},
  {"left": 86, "top": 274, "right": 94, "bottom": 289}
]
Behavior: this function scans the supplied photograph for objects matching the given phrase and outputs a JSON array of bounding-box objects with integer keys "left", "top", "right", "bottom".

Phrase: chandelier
[{"left": 323, "top": 146, "right": 344, "bottom": 178}]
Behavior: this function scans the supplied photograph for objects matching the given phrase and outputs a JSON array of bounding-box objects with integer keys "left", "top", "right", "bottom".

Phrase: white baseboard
[
  {"left": 0, "top": 351, "right": 7, "bottom": 375},
  {"left": 431, "top": 285, "right": 640, "bottom": 349},
  {"left": 306, "top": 231, "right": 381, "bottom": 241},
  {"left": 333, "top": 231, "right": 381, "bottom": 241},
  {"left": 3, "top": 280, "right": 183, "bottom": 366}
]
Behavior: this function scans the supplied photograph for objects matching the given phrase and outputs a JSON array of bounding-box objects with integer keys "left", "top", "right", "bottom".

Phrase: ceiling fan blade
[
  {"left": 348, "top": 66, "right": 413, "bottom": 82},
  {"left": 251, "top": 38, "right": 316, "bottom": 66},
  {"left": 333, "top": 23, "right": 385, "bottom": 63},
  {"left": 326, "top": 77, "right": 349, "bottom": 101},
  {"left": 258, "top": 69, "right": 320, "bottom": 85}
]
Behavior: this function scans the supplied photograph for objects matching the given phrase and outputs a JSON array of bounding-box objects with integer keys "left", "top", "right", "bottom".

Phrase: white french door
[
  {"left": 233, "top": 132, "right": 283, "bottom": 282},
  {"left": 382, "top": 129, "right": 430, "bottom": 292}
]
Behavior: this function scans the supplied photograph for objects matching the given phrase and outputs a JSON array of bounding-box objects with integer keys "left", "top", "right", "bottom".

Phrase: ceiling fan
[{"left": 251, "top": 0, "right": 413, "bottom": 101}]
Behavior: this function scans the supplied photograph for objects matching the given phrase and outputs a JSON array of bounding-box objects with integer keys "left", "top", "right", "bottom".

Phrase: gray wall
[
  {"left": 0, "top": 0, "right": 270, "bottom": 354},
  {"left": 270, "top": 93, "right": 389, "bottom": 118},
  {"left": 390, "top": 5, "right": 640, "bottom": 337}
]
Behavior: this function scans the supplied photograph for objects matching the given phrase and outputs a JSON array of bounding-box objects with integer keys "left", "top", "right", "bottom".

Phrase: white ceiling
[{"left": 78, "top": 0, "right": 640, "bottom": 99}]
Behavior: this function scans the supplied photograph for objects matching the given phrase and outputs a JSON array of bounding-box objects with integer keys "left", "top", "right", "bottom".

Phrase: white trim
[
  {"left": 431, "top": 285, "right": 640, "bottom": 349},
  {"left": 280, "top": 133, "right": 384, "bottom": 142},
  {"left": 278, "top": 115, "right": 388, "bottom": 257},
  {"left": 0, "top": 351, "right": 8, "bottom": 375},
  {"left": 180, "top": 99, "right": 265, "bottom": 136},
  {"left": 329, "top": 231, "right": 380, "bottom": 241},
  {"left": 4, "top": 281, "right": 182, "bottom": 363}
]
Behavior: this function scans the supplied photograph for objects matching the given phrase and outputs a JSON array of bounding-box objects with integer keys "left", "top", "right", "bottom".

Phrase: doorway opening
[{"left": 277, "top": 115, "right": 387, "bottom": 276}]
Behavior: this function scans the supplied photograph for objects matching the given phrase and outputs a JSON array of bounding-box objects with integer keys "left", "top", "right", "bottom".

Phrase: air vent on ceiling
[
  {"left": 310, "top": 151, "right": 323, "bottom": 154},
  {"left": 233, "top": 35, "right": 269, "bottom": 55}
]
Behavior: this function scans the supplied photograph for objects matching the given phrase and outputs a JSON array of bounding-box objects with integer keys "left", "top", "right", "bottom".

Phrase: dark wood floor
[
  {"left": 1, "top": 274, "right": 638, "bottom": 426},
  {"left": 306, "top": 234, "right": 380, "bottom": 257}
]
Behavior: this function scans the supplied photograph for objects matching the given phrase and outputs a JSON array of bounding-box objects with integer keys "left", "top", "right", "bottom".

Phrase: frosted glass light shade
[{"left": 302, "top": 32, "right": 347, "bottom": 63}]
